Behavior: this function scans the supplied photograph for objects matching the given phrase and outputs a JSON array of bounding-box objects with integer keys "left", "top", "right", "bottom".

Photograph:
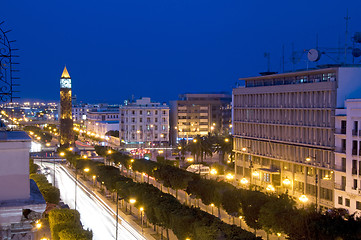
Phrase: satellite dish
[
  {"left": 354, "top": 32, "right": 361, "bottom": 43},
  {"left": 307, "top": 49, "right": 321, "bottom": 62},
  {"left": 352, "top": 48, "right": 361, "bottom": 58}
]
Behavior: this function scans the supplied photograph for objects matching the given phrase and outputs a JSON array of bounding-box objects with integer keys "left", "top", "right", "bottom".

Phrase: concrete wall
[{"left": 0, "top": 140, "right": 31, "bottom": 201}]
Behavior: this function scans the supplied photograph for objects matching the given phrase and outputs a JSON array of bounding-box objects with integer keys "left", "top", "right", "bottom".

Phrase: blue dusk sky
[{"left": 2, "top": 0, "right": 361, "bottom": 103}]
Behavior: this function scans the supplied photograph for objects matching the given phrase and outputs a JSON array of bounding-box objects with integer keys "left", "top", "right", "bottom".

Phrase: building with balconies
[
  {"left": 334, "top": 99, "right": 361, "bottom": 214},
  {"left": 169, "top": 93, "right": 232, "bottom": 145},
  {"left": 233, "top": 66, "right": 361, "bottom": 210},
  {"left": 119, "top": 97, "right": 169, "bottom": 147}
]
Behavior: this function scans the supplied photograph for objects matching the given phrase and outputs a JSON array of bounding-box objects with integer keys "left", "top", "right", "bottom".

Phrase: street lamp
[
  {"left": 82, "top": 155, "right": 88, "bottom": 159},
  {"left": 282, "top": 177, "right": 291, "bottom": 185},
  {"left": 299, "top": 194, "right": 309, "bottom": 208},
  {"left": 225, "top": 138, "right": 229, "bottom": 142},
  {"left": 266, "top": 184, "right": 275, "bottom": 192},
  {"left": 240, "top": 178, "right": 249, "bottom": 185},
  {"left": 140, "top": 207, "right": 144, "bottom": 234},
  {"left": 306, "top": 156, "right": 318, "bottom": 210},
  {"left": 210, "top": 168, "right": 217, "bottom": 175},
  {"left": 35, "top": 220, "right": 42, "bottom": 229},
  {"left": 226, "top": 173, "right": 234, "bottom": 180},
  {"left": 210, "top": 203, "right": 214, "bottom": 215},
  {"left": 59, "top": 152, "right": 65, "bottom": 157},
  {"left": 129, "top": 198, "right": 136, "bottom": 215},
  {"left": 84, "top": 168, "right": 90, "bottom": 173}
]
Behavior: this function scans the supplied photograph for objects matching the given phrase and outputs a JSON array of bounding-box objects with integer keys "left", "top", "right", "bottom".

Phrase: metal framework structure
[{"left": 0, "top": 21, "right": 19, "bottom": 103}]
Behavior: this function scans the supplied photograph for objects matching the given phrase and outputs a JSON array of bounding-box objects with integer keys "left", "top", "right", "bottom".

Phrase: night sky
[{"left": 2, "top": 1, "right": 361, "bottom": 104}]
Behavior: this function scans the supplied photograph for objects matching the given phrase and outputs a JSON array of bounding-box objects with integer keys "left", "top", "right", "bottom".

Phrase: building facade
[
  {"left": 85, "top": 106, "right": 119, "bottom": 137},
  {"left": 334, "top": 99, "right": 361, "bottom": 214},
  {"left": 59, "top": 66, "right": 74, "bottom": 147},
  {"left": 170, "top": 93, "right": 232, "bottom": 145},
  {"left": 0, "top": 129, "right": 46, "bottom": 239},
  {"left": 119, "top": 97, "right": 169, "bottom": 147},
  {"left": 233, "top": 67, "right": 361, "bottom": 210}
]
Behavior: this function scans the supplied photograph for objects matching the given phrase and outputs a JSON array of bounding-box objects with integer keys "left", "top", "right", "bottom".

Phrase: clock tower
[{"left": 59, "top": 66, "right": 74, "bottom": 147}]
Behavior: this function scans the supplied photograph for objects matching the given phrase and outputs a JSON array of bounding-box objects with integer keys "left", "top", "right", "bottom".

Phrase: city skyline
[{"left": 2, "top": 1, "right": 361, "bottom": 103}]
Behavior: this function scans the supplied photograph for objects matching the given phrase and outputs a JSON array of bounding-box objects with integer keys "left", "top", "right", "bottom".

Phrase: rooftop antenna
[
  {"left": 264, "top": 52, "right": 271, "bottom": 72},
  {"left": 344, "top": 9, "right": 351, "bottom": 64}
]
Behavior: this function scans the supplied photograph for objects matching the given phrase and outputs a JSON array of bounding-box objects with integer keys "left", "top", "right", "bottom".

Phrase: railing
[
  {"left": 352, "top": 168, "right": 358, "bottom": 175},
  {"left": 335, "top": 128, "right": 346, "bottom": 134},
  {"left": 335, "top": 183, "right": 345, "bottom": 191}
]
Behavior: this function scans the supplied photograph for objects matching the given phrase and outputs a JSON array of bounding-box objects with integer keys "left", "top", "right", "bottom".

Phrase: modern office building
[
  {"left": 170, "top": 93, "right": 232, "bottom": 145},
  {"left": 233, "top": 66, "right": 361, "bottom": 210},
  {"left": 334, "top": 99, "right": 361, "bottom": 214},
  {"left": 59, "top": 66, "right": 74, "bottom": 147},
  {"left": 119, "top": 97, "right": 169, "bottom": 147}
]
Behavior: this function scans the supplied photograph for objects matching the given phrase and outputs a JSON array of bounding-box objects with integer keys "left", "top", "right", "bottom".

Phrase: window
[
  {"left": 140, "top": 110, "right": 143, "bottom": 115},
  {"left": 155, "top": 118, "right": 158, "bottom": 123},
  {"left": 155, "top": 110, "right": 158, "bottom": 115},
  {"left": 147, "top": 110, "right": 151, "bottom": 115},
  {"left": 342, "top": 158, "right": 346, "bottom": 172},
  {"left": 345, "top": 198, "right": 350, "bottom": 207},
  {"left": 132, "top": 118, "right": 135, "bottom": 123},
  {"left": 132, "top": 110, "right": 135, "bottom": 115},
  {"left": 155, "top": 126, "right": 158, "bottom": 130},
  {"left": 338, "top": 196, "right": 343, "bottom": 205},
  {"left": 357, "top": 201, "right": 361, "bottom": 210},
  {"left": 163, "top": 110, "right": 166, "bottom": 115},
  {"left": 263, "top": 173, "right": 270, "bottom": 182},
  {"left": 354, "top": 179, "right": 358, "bottom": 190},
  {"left": 132, "top": 125, "right": 135, "bottom": 130},
  {"left": 147, "top": 118, "right": 151, "bottom": 123},
  {"left": 139, "top": 118, "right": 142, "bottom": 123}
]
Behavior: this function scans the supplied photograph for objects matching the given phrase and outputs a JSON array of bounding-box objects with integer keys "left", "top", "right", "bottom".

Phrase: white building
[
  {"left": 233, "top": 66, "right": 361, "bottom": 210},
  {"left": 0, "top": 128, "right": 46, "bottom": 239},
  {"left": 85, "top": 107, "right": 119, "bottom": 137},
  {"left": 119, "top": 97, "right": 169, "bottom": 147},
  {"left": 334, "top": 99, "right": 361, "bottom": 214}
]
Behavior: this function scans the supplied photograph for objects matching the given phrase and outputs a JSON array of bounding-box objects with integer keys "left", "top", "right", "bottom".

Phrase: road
[{"left": 39, "top": 161, "right": 146, "bottom": 240}]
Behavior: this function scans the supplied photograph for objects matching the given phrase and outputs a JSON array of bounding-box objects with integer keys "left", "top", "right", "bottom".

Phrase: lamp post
[
  {"left": 140, "top": 207, "right": 144, "bottom": 234},
  {"left": 129, "top": 198, "right": 136, "bottom": 215},
  {"left": 210, "top": 203, "right": 214, "bottom": 215},
  {"left": 299, "top": 194, "right": 309, "bottom": 208}
]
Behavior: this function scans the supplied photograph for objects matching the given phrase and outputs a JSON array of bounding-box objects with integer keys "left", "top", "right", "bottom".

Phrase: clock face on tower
[{"left": 60, "top": 78, "right": 71, "bottom": 88}]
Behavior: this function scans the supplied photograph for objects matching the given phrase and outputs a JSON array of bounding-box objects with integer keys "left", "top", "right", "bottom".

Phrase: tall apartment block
[
  {"left": 233, "top": 67, "right": 361, "bottom": 210},
  {"left": 119, "top": 97, "right": 169, "bottom": 147},
  {"left": 334, "top": 99, "right": 361, "bottom": 214},
  {"left": 170, "top": 93, "right": 232, "bottom": 145}
]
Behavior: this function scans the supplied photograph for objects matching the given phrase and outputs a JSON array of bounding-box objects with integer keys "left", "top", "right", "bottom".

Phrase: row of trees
[
  {"left": 49, "top": 209, "right": 92, "bottom": 240},
  {"left": 30, "top": 159, "right": 92, "bottom": 240},
  {"left": 29, "top": 159, "right": 60, "bottom": 204},
  {"left": 23, "top": 125, "right": 53, "bottom": 143},
  {"left": 177, "top": 133, "right": 233, "bottom": 163},
  {"left": 69, "top": 156, "right": 258, "bottom": 240},
  {"left": 101, "top": 152, "right": 361, "bottom": 240}
]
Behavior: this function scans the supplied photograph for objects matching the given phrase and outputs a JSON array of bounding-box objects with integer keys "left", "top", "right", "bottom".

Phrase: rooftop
[{"left": 0, "top": 131, "right": 31, "bottom": 142}]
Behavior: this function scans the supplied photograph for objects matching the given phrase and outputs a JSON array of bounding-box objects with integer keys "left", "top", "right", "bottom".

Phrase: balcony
[
  {"left": 352, "top": 168, "right": 358, "bottom": 175},
  {"left": 353, "top": 129, "right": 358, "bottom": 136},
  {"left": 335, "top": 183, "right": 345, "bottom": 191},
  {"left": 335, "top": 147, "right": 346, "bottom": 154},
  {"left": 335, "top": 128, "right": 346, "bottom": 134}
]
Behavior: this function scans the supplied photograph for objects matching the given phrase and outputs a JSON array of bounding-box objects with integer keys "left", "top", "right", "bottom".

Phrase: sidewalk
[{"left": 62, "top": 165, "right": 161, "bottom": 240}]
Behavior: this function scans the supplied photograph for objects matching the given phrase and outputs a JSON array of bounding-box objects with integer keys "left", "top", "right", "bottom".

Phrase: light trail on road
[{"left": 39, "top": 161, "right": 146, "bottom": 240}]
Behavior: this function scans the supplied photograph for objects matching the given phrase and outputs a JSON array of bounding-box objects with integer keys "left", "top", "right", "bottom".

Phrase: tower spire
[{"left": 61, "top": 66, "right": 70, "bottom": 78}]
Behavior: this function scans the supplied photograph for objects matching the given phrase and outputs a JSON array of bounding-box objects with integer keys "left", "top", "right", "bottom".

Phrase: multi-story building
[
  {"left": 0, "top": 126, "right": 46, "bottom": 239},
  {"left": 233, "top": 66, "right": 361, "bottom": 210},
  {"left": 334, "top": 99, "right": 361, "bottom": 214},
  {"left": 119, "top": 97, "right": 169, "bottom": 147},
  {"left": 170, "top": 93, "right": 232, "bottom": 145},
  {"left": 85, "top": 105, "right": 119, "bottom": 137}
]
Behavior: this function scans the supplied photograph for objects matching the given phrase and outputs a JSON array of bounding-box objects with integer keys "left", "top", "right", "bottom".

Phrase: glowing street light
[
  {"left": 226, "top": 173, "right": 234, "bottom": 180},
  {"left": 84, "top": 168, "right": 90, "bottom": 173},
  {"left": 210, "top": 168, "right": 217, "bottom": 175},
  {"left": 82, "top": 155, "right": 88, "bottom": 159},
  {"left": 139, "top": 207, "right": 144, "bottom": 234},
  {"left": 240, "top": 178, "right": 249, "bottom": 185},
  {"left": 186, "top": 157, "right": 194, "bottom": 162},
  {"left": 210, "top": 203, "right": 214, "bottom": 214},
  {"left": 129, "top": 198, "right": 136, "bottom": 215},
  {"left": 305, "top": 157, "right": 311, "bottom": 162},
  {"left": 193, "top": 139, "right": 197, "bottom": 143},
  {"left": 241, "top": 147, "right": 247, "bottom": 152},
  {"left": 59, "top": 152, "right": 65, "bottom": 157},
  {"left": 299, "top": 194, "right": 309, "bottom": 203},
  {"left": 224, "top": 138, "right": 229, "bottom": 142},
  {"left": 35, "top": 220, "right": 42, "bottom": 229},
  {"left": 69, "top": 147, "right": 73, "bottom": 151},
  {"left": 266, "top": 184, "right": 275, "bottom": 192},
  {"left": 283, "top": 178, "right": 291, "bottom": 185},
  {"left": 252, "top": 171, "right": 259, "bottom": 177},
  {"left": 107, "top": 149, "right": 112, "bottom": 154}
]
